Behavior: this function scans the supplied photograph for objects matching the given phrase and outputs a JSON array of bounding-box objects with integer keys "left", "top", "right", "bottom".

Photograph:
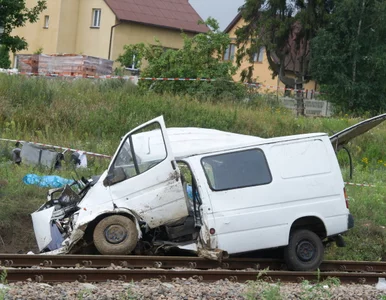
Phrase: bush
[
  {"left": 117, "top": 18, "right": 248, "bottom": 101},
  {"left": 0, "top": 46, "right": 11, "bottom": 69}
]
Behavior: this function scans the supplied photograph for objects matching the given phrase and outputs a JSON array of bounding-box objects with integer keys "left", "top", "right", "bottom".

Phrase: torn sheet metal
[
  {"left": 197, "top": 248, "right": 229, "bottom": 262},
  {"left": 31, "top": 207, "right": 55, "bottom": 251}
]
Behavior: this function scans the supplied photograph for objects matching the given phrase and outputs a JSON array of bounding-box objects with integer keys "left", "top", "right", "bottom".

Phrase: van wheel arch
[{"left": 289, "top": 216, "right": 327, "bottom": 240}]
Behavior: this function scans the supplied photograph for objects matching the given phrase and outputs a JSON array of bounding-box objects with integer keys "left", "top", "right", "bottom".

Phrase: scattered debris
[
  {"left": 3, "top": 141, "right": 89, "bottom": 169},
  {"left": 376, "top": 278, "right": 386, "bottom": 290},
  {"left": 20, "top": 143, "right": 62, "bottom": 169},
  {"left": 11, "top": 142, "right": 22, "bottom": 165},
  {"left": 70, "top": 151, "right": 87, "bottom": 168}
]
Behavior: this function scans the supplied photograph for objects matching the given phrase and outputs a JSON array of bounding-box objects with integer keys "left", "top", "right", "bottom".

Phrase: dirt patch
[{"left": 0, "top": 215, "right": 39, "bottom": 253}]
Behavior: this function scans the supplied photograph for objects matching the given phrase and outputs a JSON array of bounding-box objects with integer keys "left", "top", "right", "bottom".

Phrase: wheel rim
[
  {"left": 104, "top": 224, "right": 128, "bottom": 244},
  {"left": 296, "top": 240, "right": 316, "bottom": 262}
]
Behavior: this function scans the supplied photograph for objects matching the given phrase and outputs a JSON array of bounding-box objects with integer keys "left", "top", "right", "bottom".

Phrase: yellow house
[
  {"left": 224, "top": 13, "right": 318, "bottom": 98},
  {"left": 10, "top": 0, "right": 207, "bottom": 67}
]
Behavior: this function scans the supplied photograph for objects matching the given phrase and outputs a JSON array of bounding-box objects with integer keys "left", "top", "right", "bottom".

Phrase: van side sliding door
[{"left": 200, "top": 148, "right": 280, "bottom": 254}]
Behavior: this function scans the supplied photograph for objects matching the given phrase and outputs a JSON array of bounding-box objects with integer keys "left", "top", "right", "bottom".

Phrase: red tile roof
[{"left": 104, "top": 0, "right": 208, "bottom": 33}]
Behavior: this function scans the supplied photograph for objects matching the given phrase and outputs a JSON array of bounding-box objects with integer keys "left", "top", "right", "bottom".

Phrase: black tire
[
  {"left": 284, "top": 229, "right": 324, "bottom": 271},
  {"left": 93, "top": 215, "right": 138, "bottom": 255}
]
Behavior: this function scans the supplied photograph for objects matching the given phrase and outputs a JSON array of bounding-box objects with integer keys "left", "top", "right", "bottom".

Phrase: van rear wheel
[
  {"left": 284, "top": 229, "right": 324, "bottom": 271},
  {"left": 93, "top": 215, "right": 138, "bottom": 255}
]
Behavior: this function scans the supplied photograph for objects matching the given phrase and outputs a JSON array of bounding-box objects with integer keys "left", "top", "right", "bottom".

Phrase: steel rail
[
  {"left": 1, "top": 254, "right": 386, "bottom": 273},
  {"left": 0, "top": 254, "right": 282, "bottom": 270},
  {"left": 0, "top": 268, "right": 384, "bottom": 284}
]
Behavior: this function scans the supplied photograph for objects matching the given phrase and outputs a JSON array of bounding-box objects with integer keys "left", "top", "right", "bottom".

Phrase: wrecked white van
[{"left": 31, "top": 114, "right": 385, "bottom": 271}]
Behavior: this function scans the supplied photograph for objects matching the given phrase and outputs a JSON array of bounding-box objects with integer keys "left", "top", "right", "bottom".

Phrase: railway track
[
  {"left": 1, "top": 254, "right": 386, "bottom": 284},
  {"left": 1, "top": 254, "right": 385, "bottom": 272}
]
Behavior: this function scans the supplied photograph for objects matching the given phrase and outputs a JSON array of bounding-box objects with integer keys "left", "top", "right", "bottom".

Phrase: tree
[
  {"left": 117, "top": 18, "right": 246, "bottom": 100},
  {"left": 310, "top": 0, "right": 386, "bottom": 114},
  {"left": 235, "top": 0, "right": 333, "bottom": 114},
  {"left": 0, "top": 45, "right": 11, "bottom": 68},
  {"left": 0, "top": 0, "right": 47, "bottom": 52},
  {"left": 116, "top": 43, "right": 146, "bottom": 71}
]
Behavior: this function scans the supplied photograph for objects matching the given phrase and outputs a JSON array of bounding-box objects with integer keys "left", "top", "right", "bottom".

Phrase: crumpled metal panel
[{"left": 330, "top": 113, "right": 386, "bottom": 151}]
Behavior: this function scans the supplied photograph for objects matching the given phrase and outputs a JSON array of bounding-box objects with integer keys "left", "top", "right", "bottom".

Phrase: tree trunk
[
  {"left": 353, "top": 0, "right": 365, "bottom": 84},
  {"left": 295, "top": 79, "right": 305, "bottom": 116},
  {"left": 350, "top": 0, "right": 366, "bottom": 108}
]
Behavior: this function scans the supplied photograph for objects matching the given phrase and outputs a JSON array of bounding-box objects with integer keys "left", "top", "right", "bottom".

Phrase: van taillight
[{"left": 344, "top": 188, "right": 349, "bottom": 208}]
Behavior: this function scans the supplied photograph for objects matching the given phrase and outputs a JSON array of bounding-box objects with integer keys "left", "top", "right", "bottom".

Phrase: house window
[
  {"left": 201, "top": 149, "right": 272, "bottom": 191},
  {"left": 223, "top": 44, "right": 236, "bottom": 61},
  {"left": 92, "top": 9, "right": 101, "bottom": 28},
  {"left": 253, "top": 47, "right": 265, "bottom": 63},
  {"left": 43, "top": 15, "right": 49, "bottom": 29}
]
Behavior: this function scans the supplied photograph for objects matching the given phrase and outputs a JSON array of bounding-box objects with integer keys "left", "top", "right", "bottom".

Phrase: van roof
[{"left": 164, "top": 128, "right": 327, "bottom": 158}]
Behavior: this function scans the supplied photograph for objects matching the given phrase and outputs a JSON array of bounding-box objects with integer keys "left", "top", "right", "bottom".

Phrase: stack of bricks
[{"left": 17, "top": 54, "right": 113, "bottom": 77}]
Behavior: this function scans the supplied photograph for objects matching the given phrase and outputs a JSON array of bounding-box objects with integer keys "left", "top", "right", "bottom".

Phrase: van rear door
[
  {"left": 104, "top": 116, "right": 188, "bottom": 228},
  {"left": 330, "top": 113, "right": 386, "bottom": 151}
]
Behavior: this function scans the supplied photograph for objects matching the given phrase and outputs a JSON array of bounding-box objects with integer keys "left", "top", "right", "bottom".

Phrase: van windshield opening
[{"left": 108, "top": 122, "right": 167, "bottom": 184}]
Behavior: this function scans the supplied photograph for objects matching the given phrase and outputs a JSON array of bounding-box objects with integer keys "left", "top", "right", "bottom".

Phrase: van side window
[
  {"left": 108, "top": 122, "right": 167, "bottom": 184},
  {"left": 201, "top": 149, "right": 272, "bottom": 191}
]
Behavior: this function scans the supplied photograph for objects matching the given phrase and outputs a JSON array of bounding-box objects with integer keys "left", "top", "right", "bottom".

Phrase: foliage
[
  {"left": 0, "top": 269, "right": 7, "bottom": 285},
  {"left": 244, "top": 269, "right": 340, "bottom": 300},
  {"left": 117, "top": 18, "right": 246, "bottom": 100},
  {"left": 0, "top": 0, "right": 47, "bottom": 52},
  {"left": 0, "top": 270, "right": 8, "bottom": 300},
  {"left": 298, "top": 276, "right": 340, "bottom": 300},
  {"left": 119, "top": 286, "right": 137, "bottom": 300},
  {"left": 116, "top": 43, "right": 146, "bottom": 70},
  {"left": 244, "top": 269, "right": 283, "bottom": 300},
  {"left": 310, "top": 0, "right": 386, "bottom": 114},
  {"left": 77, "top": 289, "right": 91, "bottom": 300},
  {"left": 0, "top": 46, "right": 10, "bottom": 69},
  {"left": 33, "top": 47, "right": 43, "bottom": 55},
  {"left": 235, "top": 0, "right": 333, "bottom": 88}
]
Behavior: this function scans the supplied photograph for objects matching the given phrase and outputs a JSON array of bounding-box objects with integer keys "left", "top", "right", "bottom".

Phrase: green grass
[
  {"left": 0, "top": 270, "right": 8, "bottom": 300},
  {"left": 0, "top": 74, "right": 385, "bottom": 260},
  {"left": 244, "top": 269, "right": 341, "bottom": 299}
]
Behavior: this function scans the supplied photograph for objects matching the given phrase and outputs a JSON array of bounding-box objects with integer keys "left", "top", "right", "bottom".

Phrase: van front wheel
[
  {"left": 93, "top": 215, "right": 138, "bottom": 255},
  {"left": 284, "top": 229, "right": 324, "bottom": 271}
]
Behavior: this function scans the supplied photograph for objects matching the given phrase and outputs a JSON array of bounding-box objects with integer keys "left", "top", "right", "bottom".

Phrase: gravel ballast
[{"left": 2, "top": 278, "right": 386, "bottom": 299}]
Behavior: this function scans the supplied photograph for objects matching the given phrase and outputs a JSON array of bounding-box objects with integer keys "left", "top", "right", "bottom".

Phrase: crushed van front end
[{"left": 31, "top": 184, "right": 83, "bottom": 253}]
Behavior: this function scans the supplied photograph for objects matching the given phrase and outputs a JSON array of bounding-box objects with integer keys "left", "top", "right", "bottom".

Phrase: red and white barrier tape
[
  {"left": 0, "top": 70, "right": 322, "bottom": 94},
  {"left": 0, "top": 137, "right": 111, "bottom": 159},
  {"left": 19, "top": 72, "right": 138, "bottom": 81},
  {"left": 139, "top": 77, "right": 214, "bottom": 82},
  {"left": 345, "top": 182, "right": 376, "bottom": 188},
  {"left": 246, "top": 83, "right": 322, "bottom": 95},
  {"left": 0, "top": 139, "right": 380, "bottom": 187}
]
